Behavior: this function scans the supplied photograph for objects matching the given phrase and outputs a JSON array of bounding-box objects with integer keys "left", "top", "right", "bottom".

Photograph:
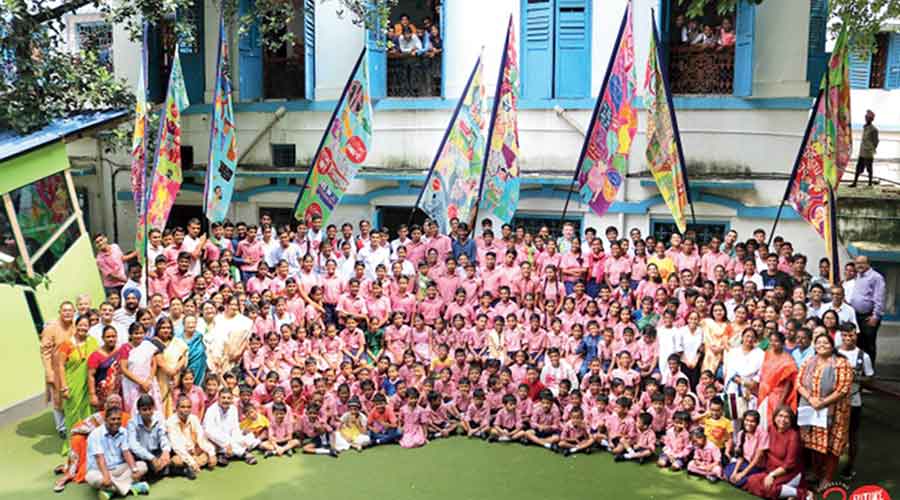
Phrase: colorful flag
[
  {"left": 143, "top": 48, "right": 189, "bottom": 236},
  {"left": 477, "top": 16, "right": 520, "bottom": 227},
  {"left": 575, "top": 1, "right": 637, "bottom": 216},
  {"left": 130, "top": 47, "right": 148, "bottom": 220},
  {"left": 416, "top": 55, "right": 486, "bottom": 234},
  {"left": 644, "top": 16, "right": 691, "bottom": 233},
  {"left": 787, "top": 29, "right": 851, "bottom": 238},
  {"left": 204, "top": 14, "right": 239, "bottom": 223},
  {"left": 294, "top": 49, "right": 373, "bottom": 225}
]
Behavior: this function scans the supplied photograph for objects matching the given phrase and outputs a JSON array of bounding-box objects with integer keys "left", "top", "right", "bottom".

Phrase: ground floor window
[
  {"left": 651, "top": 219, "right": 727, "bottom": 245},
  {"left": 511, "top": 214, "right": 581, "bottom": 238},
  {"left": 378, "top": 206, "right": 427, "bottom": 239},
  {"left": 387, "top": 0, "right": 442, "bottom": 97}
]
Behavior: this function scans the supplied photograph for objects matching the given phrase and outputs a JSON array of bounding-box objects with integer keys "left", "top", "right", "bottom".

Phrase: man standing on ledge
[
  {"left": 849, "top": 256, "right": 885, "bottom": 365},
  {"left": 850, "top": 110, "right": 879, "bottom": 188}
]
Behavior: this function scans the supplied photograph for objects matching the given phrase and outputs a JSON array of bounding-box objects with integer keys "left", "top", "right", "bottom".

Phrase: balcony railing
[
  {"left": 669, "top": 45, "right": 734, "bottom": 95},
  {"left": 387, "top": 53, "right": 441, "bottom": 98}
]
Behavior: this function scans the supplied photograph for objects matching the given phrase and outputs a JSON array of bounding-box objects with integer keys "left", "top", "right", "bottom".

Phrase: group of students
[{"left": 42, "top": 213, "right": 885, "bottom": 499}]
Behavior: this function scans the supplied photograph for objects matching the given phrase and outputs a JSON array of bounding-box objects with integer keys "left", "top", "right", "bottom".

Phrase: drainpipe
[{"left": 238, "top": 106, "right": 287, "bottom": 165}]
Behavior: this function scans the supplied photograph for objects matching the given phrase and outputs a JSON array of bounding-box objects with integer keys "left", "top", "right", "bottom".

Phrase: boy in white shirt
[{"left": 837, "top": 324, "right": 874, "bottom": 480}]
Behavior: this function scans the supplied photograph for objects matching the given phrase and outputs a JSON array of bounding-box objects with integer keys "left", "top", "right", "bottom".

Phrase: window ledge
[{"left": 182, "top": 94, "right": 815, "bottom": 116}]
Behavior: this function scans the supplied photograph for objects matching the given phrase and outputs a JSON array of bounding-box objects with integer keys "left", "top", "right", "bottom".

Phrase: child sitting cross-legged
[{"left": 614, "top": 412, "right": 656, "bottom": 464}]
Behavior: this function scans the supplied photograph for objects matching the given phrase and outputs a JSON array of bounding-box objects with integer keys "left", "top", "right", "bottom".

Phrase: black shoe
[
  {"left": 183, "top": 467, "right": 197, "bottom": 480},
  {"left": 217, "top": 455, "right": 229, "bottom": 467},
  {"left": 614, "top": 454, "right": 626, "bottom": 462},
  {"left": 551, "top": 443, "right": 560, "bottom": 453},
  {"left": 264, "top": 451, "right": 275, "bottom": 459},
  {"left": 849, "top": 183, "right": 857, "bottom": 188},
  {"left": 563, "top": 449, "right": 572, "bottom": 457},
  {"left": 57, "top": 430, "right": 67, "bottom": 440},
  {"left": 584, "top": 447, "right": 592, "bottom": 455},
  {"left": 329, "top": 449, "right": 339, "bottom": 458},
  {"left": 520, "top": 437, "right": 529, "bottom": 445},
  {"left": 285, "top": 449, "right": 294, "bottom": 457}
]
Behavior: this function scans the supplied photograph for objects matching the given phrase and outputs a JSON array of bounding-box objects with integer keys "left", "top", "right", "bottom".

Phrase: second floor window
[
  {"left": 521, "top": 0, "right": 591, "bottom": 100},
  {"left": 386, "top": 2, "right": 443, "bottom": 98}
]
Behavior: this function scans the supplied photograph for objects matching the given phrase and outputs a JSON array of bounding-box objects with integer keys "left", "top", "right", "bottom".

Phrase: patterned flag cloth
[
  {"left": 478, "top": 16, "right": 520, "bottom": 228},
  {"left": 418, "top": 56, "right": 486, "bottom": 233},
  {"left": 130, "top": 57, "right": 148, "bottom": 221},
  {"left": 576, "top": 1, "right": 637, "bottom": 216},
  {"left": 137, "top": 48, "right": 189, "bottom": 260},
  {"left": 644, "top": 18, "right": 689, "bottom": 233},
  {"left": 788, "top": 29, "right": 851, "bottom": 238},
  {"left": 204, "top": 14, "right": 239, "bottom": 223},
  {"left": 294, "top": 49, "right": 373, "bottom": 225}
]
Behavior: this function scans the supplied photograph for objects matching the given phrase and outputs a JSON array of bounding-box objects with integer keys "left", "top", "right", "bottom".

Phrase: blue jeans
[
  {"left": 723, "top": 460, "right": 762, "bottom": 487},
  {"left": 586, "top": 280, "right": 601, "bottom": 298},
  {"left": 369, "top": 429, "right": 402, "bottom": 445}
]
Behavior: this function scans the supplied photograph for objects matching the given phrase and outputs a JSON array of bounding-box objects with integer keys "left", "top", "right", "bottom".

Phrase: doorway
[{"left": 377, "top": 206, "right": 427, "bottom": 239}]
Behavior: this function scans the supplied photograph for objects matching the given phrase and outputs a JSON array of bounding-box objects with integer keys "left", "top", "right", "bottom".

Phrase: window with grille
[{"left": 76, "top": 21, "right": 113, "bottom": 70}]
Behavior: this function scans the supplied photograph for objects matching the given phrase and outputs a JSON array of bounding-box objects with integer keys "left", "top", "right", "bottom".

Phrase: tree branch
[{"left": 30, "top": 0, "right": 100, "bottom": 24}]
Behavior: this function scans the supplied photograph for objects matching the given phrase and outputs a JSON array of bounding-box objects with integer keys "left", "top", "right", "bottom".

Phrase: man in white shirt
[
  {"left": 202, "top": 390, "right": 259, "bottom": 465},
  {"left": 842, "top": 262, "right": 857, "bottom": 302},
  {"left": 539, "top": 348, "right": 578, "bottom": 396},
  {"left": 836, "top": 325, "right": 874, "bottom": 480},
  {"left": 398, "top": 26, "right": 422, "bottom": 54},
  {"left": 806, "top": 284, "right": 829, "bottom": 318},
  {"left": 823, "top": 285, "right": 858, "bottom": 328},
  {"left": 390, "top": 224, "right": 412, "bottom": 261},
  {"left": 269, "top": 230, "right": 303, "bottom": 276},
  {"left": 89, "top": 302, "right": 129, "bottom": 347},
  {"left": 357, "top": 232, "right": 390, "bottom": 281},
  {"left": 182, "top": 218, "right": 207, "bottom": 276},
  {"left": 337, "top": 241, "right": 358, "bottom": 282}
]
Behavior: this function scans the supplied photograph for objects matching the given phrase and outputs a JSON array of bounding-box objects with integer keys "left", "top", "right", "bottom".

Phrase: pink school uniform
[
  {"left": 493, "top": 407, "right": 520, "bottom": 431},
  {"left": 662, "top": 428, "right": 692, "bottom": 463},
  {"left": 687, "top": 440, "right": 723, "bottom": 478},
  {"left": 606, "top": 412, "right": 635, "bottom": 441},
  {"left": 399, "top": 405, "right": 428, "bottom": 448},
  {"left": 634, "top": 427, "right": 657, "bottom": 451}
]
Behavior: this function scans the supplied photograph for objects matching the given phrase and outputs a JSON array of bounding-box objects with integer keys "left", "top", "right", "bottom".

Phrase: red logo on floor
[{"left": 822, "top": 484, "right": 891, "bottom": 500}]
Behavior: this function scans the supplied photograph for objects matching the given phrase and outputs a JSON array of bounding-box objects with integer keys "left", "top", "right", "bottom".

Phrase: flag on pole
[
  {"left": 204, "top": 13, "right": 239, "bottom": 223},
  {"left": 142, "top": 48, "right": 189, "bottom": 238},
  {"left": 130, "top": 41, "right": 148, "bottom": 221},
  {"left": 644, "top": 15, "right": 691, "bottom": 233},
  {"left": 575, "top": 1, "right": 637, "bottom": 217},
  {"left": 416, "top": 55, "right": 486, "bottom": 234},
  {"left": 293, "top": 49, "right": 373, "bottom": 225},
  {"left": 788, "top": 29, "right": 851, "bottom": 237},
  {"left": 477, "top": 16, "right": 520, "bottom": 228}
]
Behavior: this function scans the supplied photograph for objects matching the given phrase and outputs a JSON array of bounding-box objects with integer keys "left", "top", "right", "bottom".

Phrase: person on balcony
[
  {"left": 850, "top": 110, "right": 879, "bottom": 188},
  {"left": 718, "top": 18, "right": 736, "bottom": 48},
  {"left": 398, "top": 26, "right": 422, "bottom": 56}
]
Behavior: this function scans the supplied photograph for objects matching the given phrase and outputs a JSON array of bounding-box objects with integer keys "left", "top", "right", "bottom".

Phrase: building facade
[{"left": 65, "top": 0, "right": 900, "bottom": 317}]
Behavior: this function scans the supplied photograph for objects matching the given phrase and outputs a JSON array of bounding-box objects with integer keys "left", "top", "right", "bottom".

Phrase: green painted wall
[
  {"left": 0, "top": 142, "right": 70, "bottom": 195},
  {"left": 33, "top": 234, "right": 104, "bottom": 321},
  {"left": 0, "top": 285, "right": 44, "bottom": 409}
]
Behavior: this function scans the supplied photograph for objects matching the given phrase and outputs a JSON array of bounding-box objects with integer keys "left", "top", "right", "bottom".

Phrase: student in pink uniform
[
  {"left": 409, "top": 314, "right": 432, "bottom": 363},
  {"left": 417, "top": 283, "right": 444, "bottom": 327},
  {"left": 524, "top": 390, "right": 561, "bottom": 451},
  {"left": 461, "top": 389, "right": 491, "bottom": 439},
  {"left": 383, "top": 312, "right": 410, "bottom": 364},
  {"left": 687, "top": 427, "right": 723, "bottom": 482},
  {"left": 559, "top": 406, "right": 595, "bottom": 456},
  {"left": 615, "top": 412, "right": 656, "bottom": 464},
  {"left": 658, "top": 410, "right": 692, "bottom": 470},
  {"left": 399, "top": 387, "right": 427, "bottom": 448},
  {"left": 489, "top": 394, "right": 523, "bottom": 442}
]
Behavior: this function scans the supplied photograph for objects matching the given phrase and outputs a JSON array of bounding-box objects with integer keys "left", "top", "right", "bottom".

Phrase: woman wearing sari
[
  {"left": 122, "top": 325, "right": 163, "bottom": 412},
  {"left": 182, "top": 314, "right": 207, "bottom": 386},
  {"left": 52, "top": 394, "right": 130, "bottom": 492},
  {"left": 155, "top": 317, "right": 188, "bottom": 418},
  {"left": 206, "top": 296, "right": 253, "bottom": 376},
  {"left": 757, "top": 331, "right": 798, "bottom": 428},
  {"left": 701, "top": 302, "right": 730, "bottom": 377},
  {"left": 797, "top": 334, "right": 853, "bottom": 492},
  {"left": 728, "top": 304, "right": 751, "bottom": 350},
  {"left": 55, "top": 316, "right": 99, "bottom": 454},
  {"left": 86, "top": 325, "right": 121, "bottom": 410}
]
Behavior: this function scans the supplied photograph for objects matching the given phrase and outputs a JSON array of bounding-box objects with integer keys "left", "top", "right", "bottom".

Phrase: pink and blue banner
[
  {"left": 575, "top": 1, "right": 637, "bottom": 217},
  {"left": 130, "top": 42, "right": 148, "bottom": 221},
  {"left": 204, "top": 14, "right": 239, "bottom": 223},
  {"left": 417, "top": 55, "right": 486, "bottom": 233},
  {"left": 294, "top": 49, "right": 373, "bottom": 225},
  {"left": 143, "top": 49, "right": 189, "bottom": 235},
  {"left": 477, "top": 16, "right": 520, "bottom": 227}
]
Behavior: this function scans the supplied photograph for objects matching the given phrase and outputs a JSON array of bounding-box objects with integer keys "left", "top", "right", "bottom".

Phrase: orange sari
[{"left": 757, "top": 350, "right": 798, "bottom": 426}]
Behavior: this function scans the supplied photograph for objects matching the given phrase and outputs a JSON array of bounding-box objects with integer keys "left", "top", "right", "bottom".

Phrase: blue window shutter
[
  {"left": 806, "top": 0, "right": 827, "bottom": 96},
  {"left": 848, "top": 50, "right": 872, "bottom": 89},
  {"left": 554, "top": 0, "right": 590, "bottom": 98},
  {"left": 366, "top": 0, "right": 386, "bottom": 100},
  {"left": 304, "top": 0, "right": 315, "bottom": 100},
  {"left": 886, "top": 33, "right": 900, "bottom": 89},
  {"left": 238, "top": 0, "right": 263, "bottom": 101},
  {"left": 521, "top": 0, "right": 553, "bottom": 100},
  {"left": 657, "top": 0, "right": 671, "bottom": 75},
  {"left": 178, "top": 0, "right": 205, "bottom": 104},
  {"left": 733, "top": 0, "right": 755, "bottom": 97}
]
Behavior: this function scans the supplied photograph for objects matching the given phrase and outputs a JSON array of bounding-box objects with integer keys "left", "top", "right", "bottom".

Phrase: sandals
[{"left": 245, "top": 455, "right": 258, "bottom": 465}]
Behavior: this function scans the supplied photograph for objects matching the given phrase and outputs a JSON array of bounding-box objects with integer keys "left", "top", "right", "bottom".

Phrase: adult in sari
[
  {"left": 86, "top": 325, "right": 121, "bottom": 410},
  {"left": 701, "top": 302, "right": 731, "bottom": 377},
  {"left": 55, "top": 316, "right": 99, "bottom": 454},
  {"left": 206, "top": 296, "right": 252, "bottom": 377},
  {"left": 757, "top": 331, "right": 798, "bottom": 428},
  {"left": 155, "top": 317, "right": 188, "bottom": 418},
  {"left": 122, "top": 327, "right": 163, "bottom": 412},
  {"left": 52, "top": 394, "right": 131, "bottom": 492},
  {"left": 723, "top": 328, "right": 764, "bottom": 421},
  {"left": 182, "top": 314, "right": 207, "bottom": 386},
  {"left": 744, "top": 406, "right": 808, "bottom": 500},
  {"left": 41, "top": 301, "right": 76, "bottom": 437},
  {"left": 727, "top": 304, "right": 751, "bottom": 350},
  {"left": 797, "top": 334, "right": 853, "bottom": 492}
]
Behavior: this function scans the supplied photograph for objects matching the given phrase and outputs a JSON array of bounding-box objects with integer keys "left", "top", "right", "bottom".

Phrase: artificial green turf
[{"left": 2, "top": 396, "right": 898, "bottom": 500}]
